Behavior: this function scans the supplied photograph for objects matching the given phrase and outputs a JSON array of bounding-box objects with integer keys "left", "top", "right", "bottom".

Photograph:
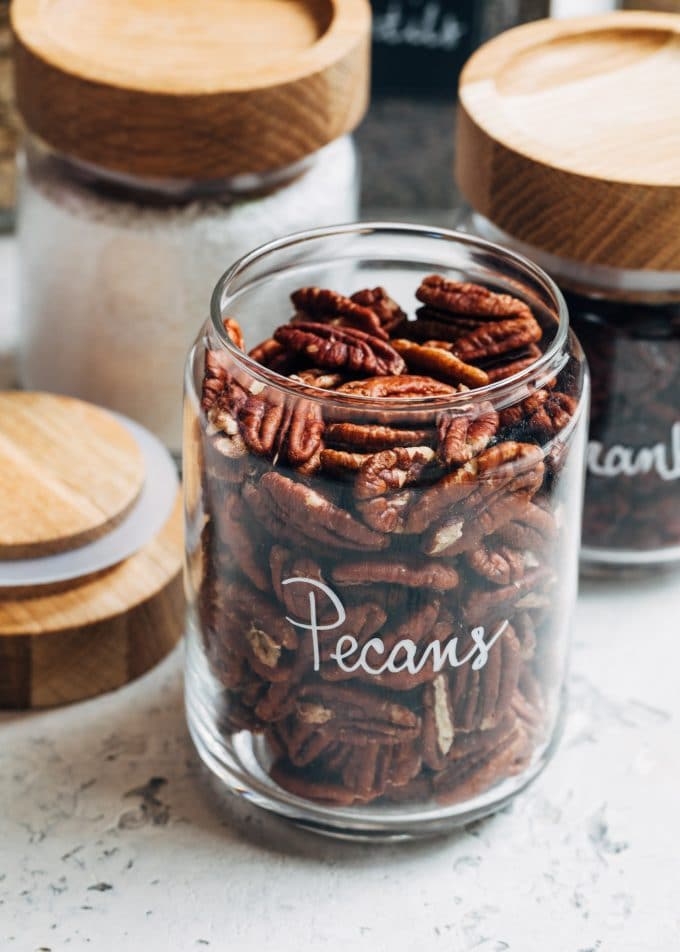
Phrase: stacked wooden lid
[
  {"left": 11, "top": 0, "right": 371, "bottom": 179},
  {"left": 456, "top": 12, "right": 680, "bottom": 272},
  {"left": 0, "top": 393, "right": 183, "bottom": 709}
]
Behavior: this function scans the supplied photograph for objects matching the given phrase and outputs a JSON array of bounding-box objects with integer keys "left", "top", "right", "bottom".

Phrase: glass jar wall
[{"left": 183, "top": 224, "right": 588, "bottom": 838}]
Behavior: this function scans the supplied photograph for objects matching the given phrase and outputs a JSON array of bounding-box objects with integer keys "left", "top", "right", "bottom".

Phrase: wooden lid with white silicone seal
[
  {"left": 11, "top": 0, "right": 372, "bottom": 180},
  {"left": 0, "top": 392, "right": 184, "bottom": 709},
  {"left": 456, "top": 12, "right": 680, "bottom": 272}
]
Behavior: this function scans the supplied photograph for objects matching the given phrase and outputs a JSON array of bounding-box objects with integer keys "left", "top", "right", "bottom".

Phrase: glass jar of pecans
[
  {"left": 457, "top": 13, "right": 680, "bottom": 571},
  {"left": 184, "top": 224, "right": 588, "bottom": 839}
]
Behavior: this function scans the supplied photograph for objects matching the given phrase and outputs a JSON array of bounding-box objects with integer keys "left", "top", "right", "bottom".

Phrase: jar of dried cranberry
[
  {"left": 457, "top": 12, "right": 680, "bottom": 571},
  {"left": 183, "top": 223, "right": 588, "bottom": 839}
]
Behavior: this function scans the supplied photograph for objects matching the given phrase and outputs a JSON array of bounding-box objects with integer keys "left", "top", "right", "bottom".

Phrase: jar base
[{"left": 185, "top": 628, "right": 564, "bottom": 842}]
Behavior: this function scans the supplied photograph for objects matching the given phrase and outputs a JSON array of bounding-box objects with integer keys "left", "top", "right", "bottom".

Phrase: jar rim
[{"left": 209, "top": 222, "right": 571, "bottom": 413}]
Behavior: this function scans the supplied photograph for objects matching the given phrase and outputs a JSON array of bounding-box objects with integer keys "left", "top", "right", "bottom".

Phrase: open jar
[
  {"left": 11, "top": 0, "right": 370, "bottom": 453},
  {"left": 183, "top": 223, "right": 588, "bottom": 839},
  {"left": 456, "top": 12, "right": 680, "bottom": 571}
]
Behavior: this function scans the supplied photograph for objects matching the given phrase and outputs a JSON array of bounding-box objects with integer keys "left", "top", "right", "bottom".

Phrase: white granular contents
[{"left": 18, "top": 137, "right": 359, "bottom": 452}]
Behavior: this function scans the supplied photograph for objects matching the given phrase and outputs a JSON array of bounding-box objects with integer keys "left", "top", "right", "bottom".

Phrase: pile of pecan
[
  {"left": 197, "top": 275, "right": 581, "bottom": 808},
  {"left": 566, "top": 290, "right": 680, "bottom": 556}
]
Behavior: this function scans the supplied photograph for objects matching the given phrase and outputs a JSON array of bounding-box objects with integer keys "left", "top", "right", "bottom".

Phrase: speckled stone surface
[{"left": 2, "top": 570, "right": 678, "bottom": 951}]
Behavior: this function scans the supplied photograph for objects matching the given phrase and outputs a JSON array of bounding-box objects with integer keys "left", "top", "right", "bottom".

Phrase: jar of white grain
[{"left": 11, "top": 0, "right": 370, "bottom": 453}]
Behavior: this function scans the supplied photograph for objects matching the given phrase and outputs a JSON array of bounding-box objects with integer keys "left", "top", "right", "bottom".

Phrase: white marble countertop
[{"left": 2, "top": 568, "right": 679, "bottom": 951}]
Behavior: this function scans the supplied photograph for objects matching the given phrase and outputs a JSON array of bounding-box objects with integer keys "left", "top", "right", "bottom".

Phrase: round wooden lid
[
  {"left": 12, "top": 0, "right": 371, "bottom": 180},
  {"left": 457, "top": 12, "right": 680, "bottom": 271},
  {"left": 0, "top": 392, "right": 145, "bottom": 559},
  {"left": 0, "top": 493, "right": 184, "bottom": 709}
]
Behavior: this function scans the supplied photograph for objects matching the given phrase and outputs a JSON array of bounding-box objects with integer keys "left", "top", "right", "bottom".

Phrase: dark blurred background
[{"left": 357, "top": 0, "right": 550, "bottom": 219}]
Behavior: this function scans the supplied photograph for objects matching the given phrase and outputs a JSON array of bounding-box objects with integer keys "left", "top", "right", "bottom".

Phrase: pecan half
[
  {"left": 499, "top": 389, "right": 550, "bottom": 429},
  {"left": 336, "top": 375, "right": 458, "bottom": 399},
  {"left": 238, "top": 393, "right": 324, "bottom": 467},
  {"left": 433, "top": 718, "right": 530, "bottom": 805},
  {"left": 273, "top": 717, "right": 334, "bottom": 767},
  {"left": 201, "top": 349, "right": 231, "bottom": 411},
  {"left": 320, "top": 447, "right": 372, "bottom": 477},
  {"left": 483, "top": 344, "right": 542, "bottom": 382},
  {"left": 351, "top": 286, "right": 407, "bottom": 333},
  {"left": 514, "top": 612, "right": 537, "bottom": 662},
  {"left": 220, "top": 582, "right": 299, "bottom": 682},
  {"left": 466, "top": 539, "right": 531, "bottom": 585},
  {"left": 437, "top": 404, "right": 499, "bottom": 466},
  {"left": 331, "top": 555, "right": 459, "bottom": 591},
  {"left": 422, "top": 490, "right": 530, "bottom": 558},
  {"left": 526, "top": 392, "right": 578, "bottom": 439},
  {"left": 416, "top": 275, "right": 534, "bottom": 322},
  {"left": 462, "top": 568, "right": 553, "bottom": 626},
  {"left": 269, "top": 545, "right": 324, "bottom": 617},
  {"left": 495, "top": 499, "right": 558, "bottom": 552},
  {"left": 248, "top": 338, "right": 298, "bottom": 374},
  {"left": 274, "top": 322, "right": 406, "bottom": 377},
  {"left": 421, "top": 674, "right": 456, "bottom": 770},
  {"left": 355, "top": 490, "right": 415, "bottom": 534},
  {"left": 452, "top": 316, "right": 543, "bottom": 364},
  {"left": 217, "top": 494, "right": 269, "bottom": 592},
  {"left": 297, "top": 683, "right": 420, "bottom": 744},
  {"left": 405, "top": 441, "right": 544, "bottom": 538},
  {"left": 396, "top": 309, "right": 482, "bottom": 344},
  {"left": 403, "top": 458, "right": 481, "bottom": 535},
  {"left": 289, "top": 368, "right": 347, "bottom": 389},
  {"left": 325, "top": 421, "right": 436, "bottom": 451},
  {"left": 355, "top": 446, "right": 436, "bottom": 500},
  {"left": 476, "top": 441, "right": 546, "bottom": 493},
  {"left": 392, "top": 338, "right": 490, "bottom": 388},
  {"left": 270, "top": 760, "right": 361, "bottom": 806},
  {"left": 260, "top": 472, "right": 389, "bottom": 551},
  {"left": 205, "top": 395, "right": 247, "bottom": 459},
  {"left": 291, "top": 287, "right": 389, "bottom": 340},
  {"left": 223, "top": 317, "right": 245, "bottom": 351}
]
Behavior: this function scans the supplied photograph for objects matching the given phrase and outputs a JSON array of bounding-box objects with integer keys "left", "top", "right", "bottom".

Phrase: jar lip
[{"left": 209, "top": 222, "right": 571, "bottom": 412}]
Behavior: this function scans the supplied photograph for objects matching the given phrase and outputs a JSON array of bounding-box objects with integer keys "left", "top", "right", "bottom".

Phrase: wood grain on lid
[
  {"left": 456, "top": 13, "right": 680, "bottom": 271},
  {"left": 12, "top": 0, "right": 371, "bottom": 179},
  {"left": 0, "top": 392, "right": 145, "bottom": 559},
  {"left": 0, "top": 494, "right": 184, "bottom": 709}
]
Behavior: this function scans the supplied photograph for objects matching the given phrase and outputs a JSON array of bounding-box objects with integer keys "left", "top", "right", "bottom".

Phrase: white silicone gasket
[{"left": 0, "top": 413, "right": 179, "bottom": 588}]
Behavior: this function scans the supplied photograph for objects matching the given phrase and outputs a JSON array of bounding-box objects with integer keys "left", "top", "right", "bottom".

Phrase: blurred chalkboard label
[{"left": 371, "top": 1, "right": 477, "bottom": 97}]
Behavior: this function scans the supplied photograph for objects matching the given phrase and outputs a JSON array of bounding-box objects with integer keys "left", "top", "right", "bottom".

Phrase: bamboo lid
[
  {"left": 0, "top": 392, "right": 145, "bottom": 559},
  {"left": 11, "top": 0, "right": 371, "bottom": 180},
  {"left": 0, "top": 495, "right": 184, "bottom": 709},
  {"left": 0, "top": 392, "right": 184, "bottom": 708},
  {"left": 457, "top": 13, "right": 680, "bottom": 271}
]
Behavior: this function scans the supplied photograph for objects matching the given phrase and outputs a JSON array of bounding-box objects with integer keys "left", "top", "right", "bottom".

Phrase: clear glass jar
[
  {"left": 184, "top": 223, "right": 588, "bottom": 839},
  {"left": 17, "top": 134, "right": 359, "bottom": 454},
  {"left": 469, "top": 213, "right": 680, "bottom": 571}
]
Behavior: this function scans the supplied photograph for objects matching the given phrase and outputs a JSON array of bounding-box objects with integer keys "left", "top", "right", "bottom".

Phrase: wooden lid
[
  {"left": 0, "top": 392, "right": 145, "bottom": 559},
  {"left": 0, "top": 494, "right": 184, "bottom": 708},
  {"left": 12, "top": 0, "right": 371, "bottom": 180},
  {"left": 457, "top": 13, "right": 680, "bottom": 271}
]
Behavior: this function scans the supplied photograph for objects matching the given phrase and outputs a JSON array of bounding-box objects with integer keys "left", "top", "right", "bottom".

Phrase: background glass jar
[
  {"left": 12, "top": 0, "right": 370, "bottom": 454},
  {"left": 184, "top": 224, "right": 588, "bottom": 839},
  {"left": 466, "top": 226, "right": 680, "bottom": 571},
  {"left": 16, "top": 135, "right": 359, "bottom": 454},
  {"left": 455, "top": 12, "right": 680, "bottom": 571}
]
